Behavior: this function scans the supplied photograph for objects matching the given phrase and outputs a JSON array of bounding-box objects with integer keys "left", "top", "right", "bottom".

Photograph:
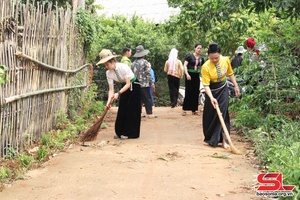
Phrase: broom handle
[
  {"left": 215, "top": 105, "right": 233, "bottom": 145},
  {"left": 103, "top": 98, "right": 115, "bottom": 115}
]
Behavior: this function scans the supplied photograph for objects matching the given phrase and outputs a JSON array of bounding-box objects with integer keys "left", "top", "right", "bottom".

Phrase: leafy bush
[
  {"left": 245, "top": 119, "right": 300, "bottom": 199},
  {"left": 267, "top": 142, "right": 300, "bottom": 194},
  {"left": 36, "top": 146, "right": 49, "bottom": 161},
  {"left": 230, "top": 17, "right": 300, "bottom": 199},
  {"left": 232, "top": 109, "right": 262, "bottom": 132},
  {"left": 18, "top": 155, "right": 34, "bottom": 169},
  {"left": 76, "top": 8, "right": 98, "bottom": 52},
  {"left": 0, "top": 167, "right": 11, "bottom": 182},
  {"left": 4, "top": 147, "right": 19, "bottom": 160}
]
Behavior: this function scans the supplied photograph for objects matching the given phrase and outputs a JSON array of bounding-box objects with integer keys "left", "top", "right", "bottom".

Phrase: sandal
[
  {"left": 182, "top": 111, "right": 187, "bottom": 116},
  {"left": 203, "top": 142, "right": 209, "bottom": 146},
  {"left": 147, "top": 114, "right": 158, "bottom": 119},
  {"left": 193, "top": 111, "right": 199, "bottom": 115},
  {"left": 113, "top": 135, "right": 120, "bottom": 139},
  {"left": 120, "top": 135, "right": 129, "bottom": 140}
]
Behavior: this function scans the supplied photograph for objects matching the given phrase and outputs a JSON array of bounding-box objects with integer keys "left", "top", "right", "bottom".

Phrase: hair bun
[{"left": 208, "top": 42, "right": 218, "bottom": 52}]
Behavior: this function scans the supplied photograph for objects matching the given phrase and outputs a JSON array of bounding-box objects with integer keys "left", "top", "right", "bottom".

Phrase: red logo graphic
[{"left": 257, "top": 173, "right": 295, "bottom": 191}]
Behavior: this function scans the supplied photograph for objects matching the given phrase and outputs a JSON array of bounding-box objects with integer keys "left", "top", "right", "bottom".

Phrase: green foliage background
[{"left": 76, "top": 10, "right": 180, "bottom": 106}]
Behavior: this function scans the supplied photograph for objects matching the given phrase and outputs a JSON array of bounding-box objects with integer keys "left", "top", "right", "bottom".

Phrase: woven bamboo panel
[{"left": 0, "top": 0, "right": 89, "bottom": 157}]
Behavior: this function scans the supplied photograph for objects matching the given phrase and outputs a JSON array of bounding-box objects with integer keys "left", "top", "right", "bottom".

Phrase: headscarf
[
  {"left": 246, "top": 38, "right": 256, "bottom": 49},
  {"left": 246, "top": 38, "right": 260, "bottom": 55},
  {"left": 167, "top": 48, "right": 178, "bottom": 75}
]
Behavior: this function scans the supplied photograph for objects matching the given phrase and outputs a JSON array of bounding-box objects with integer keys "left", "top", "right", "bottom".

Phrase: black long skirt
[
  {"left": 115, "top": 81, "right": 141, "bottom": 138},
  {"left": 183, "top": 72, "right": 200, "bottom": 112},
  {"left": 202, "top": 81, "right": 230, "bottom": 147},
  {"left": 167, "top": 75, "right": 180, "bottom": 107}
]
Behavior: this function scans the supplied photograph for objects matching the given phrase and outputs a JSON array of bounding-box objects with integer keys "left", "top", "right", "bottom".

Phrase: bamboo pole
[
  {"left": 4, "top": 85, "right": 86, "bottom": 104},
  {"left": 15, "top": 51, "right": 91, "bottom": 73},
  {"left": 0, "top": 0, "right": 90, "bottom": 158}
]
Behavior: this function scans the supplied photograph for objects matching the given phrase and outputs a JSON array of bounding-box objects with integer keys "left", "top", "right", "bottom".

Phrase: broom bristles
[
  {"left": 80, "top": 118, "right": 103, "bottom": 142},
  {"left": 80, "top": 99, "right": 114, "bottom": 142},
  {"left": 230, "top": 144, "right": 243, "bottom": 155}
]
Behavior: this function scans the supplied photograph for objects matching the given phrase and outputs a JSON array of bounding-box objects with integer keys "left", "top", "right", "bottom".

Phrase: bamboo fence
[{"left": 0, "top": 0, "right": 91, "bottom": 157}]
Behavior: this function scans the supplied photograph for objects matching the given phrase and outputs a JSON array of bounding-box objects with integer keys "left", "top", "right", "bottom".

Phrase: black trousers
[
  {"left": 115, "top": 82, "right": 141, "bottom": 138},
  {"left": 167, "top": 75, "right": 180, "bottom": 107},
  {"left": 140, "top": 87, "right": 153, "bottom": 114}
]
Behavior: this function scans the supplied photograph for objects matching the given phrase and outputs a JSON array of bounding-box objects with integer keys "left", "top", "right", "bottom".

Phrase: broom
[
  {"left": 215, "top": 105, "right": 242, "bottom": 155},
  {"left": 80, "top": 98, "right": 114, "bottom": 143}
]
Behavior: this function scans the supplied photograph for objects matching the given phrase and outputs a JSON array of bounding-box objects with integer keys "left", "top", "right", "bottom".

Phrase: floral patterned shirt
[{"left": 131, "top": 58, "right": 153, "bottom": 88}]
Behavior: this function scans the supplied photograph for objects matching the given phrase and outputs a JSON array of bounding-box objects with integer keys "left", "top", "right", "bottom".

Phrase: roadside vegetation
[
  {"left": 228, "top": 16, "right": 300, "bottom": 199},
  {"left": 1, "top": 0, "right": 299, "bottom": 198},
  {"left": 0, "top": 84, "right": 105, "bottom": 190}
]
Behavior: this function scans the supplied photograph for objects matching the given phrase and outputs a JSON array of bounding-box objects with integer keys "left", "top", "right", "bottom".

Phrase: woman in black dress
[{"left": 182, "top": 43, "right": 205, "bottom": 116}]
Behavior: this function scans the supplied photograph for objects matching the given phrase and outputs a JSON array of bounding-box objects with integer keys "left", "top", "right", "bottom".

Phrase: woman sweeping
[
  {"left": 201, "top": 43, "right": 240, "bottom": 148},
  {"left": 96, "top": 49, "right": 141, "bottom": 139}
]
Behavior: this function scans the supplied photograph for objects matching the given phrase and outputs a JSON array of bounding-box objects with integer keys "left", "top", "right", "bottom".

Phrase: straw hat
[
  {"left": 235, "top": 46, "right": 247, "bottom": 54},
  {"left": 96, "top": 49, "right": 118, "bottom": 65},
  {"left": 133, "top": 45, "right": 150, "bottom": 57}
]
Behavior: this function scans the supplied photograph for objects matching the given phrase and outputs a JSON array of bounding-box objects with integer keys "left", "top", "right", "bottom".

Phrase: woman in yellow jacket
[{"left": 201, "top": 43, "right": 240, "bottom": 148}]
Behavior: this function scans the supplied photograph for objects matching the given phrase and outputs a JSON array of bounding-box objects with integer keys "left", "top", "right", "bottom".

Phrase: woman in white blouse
[{"left": 96, "top": 49, "right": 141, "bottom": 140}]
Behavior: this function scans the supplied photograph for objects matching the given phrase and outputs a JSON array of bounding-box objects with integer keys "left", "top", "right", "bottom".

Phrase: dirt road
[{"left": 0, "top": 106, "right": 262, "bottom": 200}]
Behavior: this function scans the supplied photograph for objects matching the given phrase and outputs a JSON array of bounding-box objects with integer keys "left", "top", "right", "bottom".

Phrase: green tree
[
  {"left": 165, "top": 0, "right": 254, "bottom": 55},
  {"left": 77, "top": 13, "right": 179, "bottom": 105},
  {"left": 239, "top": 0, "right": 300, "bottom": 19},
  {"left": 168, "top": 0, "right": 300, "bottom": 20}
]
